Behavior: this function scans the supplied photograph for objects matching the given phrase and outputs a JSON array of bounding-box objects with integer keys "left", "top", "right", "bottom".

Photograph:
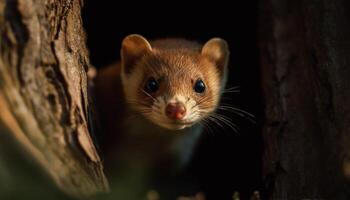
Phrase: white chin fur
[{"left": 159, "top": 124, "right": 188, "bottom": 131}]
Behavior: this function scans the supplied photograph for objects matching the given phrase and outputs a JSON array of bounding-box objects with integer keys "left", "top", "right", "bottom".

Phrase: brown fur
[
  {"left": 94, "top": 34, "right": 229, "bottom": 175},
  {"left": 134, "top": 48, "right": 221, "bottom": 116},
  {"left": 120, "top": 35, "right": 229, "bottom": 128}
]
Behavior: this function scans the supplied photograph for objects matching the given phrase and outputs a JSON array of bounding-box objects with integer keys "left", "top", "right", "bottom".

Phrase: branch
[{"left": 0, "top": 0, "right": 108, "bottom": 198}]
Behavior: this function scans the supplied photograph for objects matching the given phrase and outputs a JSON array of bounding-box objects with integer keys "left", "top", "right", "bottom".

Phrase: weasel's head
[{"left": 120, "top": 34, "right": 229, "bottom": 130}]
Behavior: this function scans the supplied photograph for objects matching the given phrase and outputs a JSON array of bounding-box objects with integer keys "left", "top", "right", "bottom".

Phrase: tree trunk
[
  {"left": 0, "top": 0, "right": 108, "bottom": 199},
  {"left": 260, "top": 0, "right": 350, "bottom": 199}
]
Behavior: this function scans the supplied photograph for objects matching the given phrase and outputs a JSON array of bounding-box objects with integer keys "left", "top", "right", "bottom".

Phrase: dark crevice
[
  {"left": 49, "top": 42, "right": 72, "bottom": 126},
  {"left": 46, "top": 0, "right": 73, "bottom": 40},
  {"left": 277, "top": 55, "right": 296, "bottom": 85},
  {"left": 4, "top": 0, "right": 29, "bottom": 87},
  {"left": 309, "top": 50, "right": 336, "bottom": 123}
]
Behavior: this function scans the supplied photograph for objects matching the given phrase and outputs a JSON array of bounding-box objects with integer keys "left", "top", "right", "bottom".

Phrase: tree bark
[
  {"left": 0, "top": 0, "right": 108, "bottom": 198},
  {"left": 260, "top": 0, "right": 350, "bottom": 199}
]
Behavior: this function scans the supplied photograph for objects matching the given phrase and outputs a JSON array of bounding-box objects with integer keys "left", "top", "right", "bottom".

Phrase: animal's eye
[
  {"left": 194, "top": 79, "right": 206, "bottom": 93},
  {"left": 144, "top": 77, "right": 159, "bottom": 93}
]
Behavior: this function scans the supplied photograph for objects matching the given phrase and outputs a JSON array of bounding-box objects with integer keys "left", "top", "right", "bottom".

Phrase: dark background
[{"left": 83, "top": 1, "right": 263, "bottom": 199}]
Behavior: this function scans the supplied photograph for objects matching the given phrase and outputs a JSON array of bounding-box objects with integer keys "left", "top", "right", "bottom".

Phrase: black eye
[
  {"left": 144, "top": 77, "right": 159, "bottom": 93},
  {"left": 194, "top": 79, "right": 206, "bottom": 93}
]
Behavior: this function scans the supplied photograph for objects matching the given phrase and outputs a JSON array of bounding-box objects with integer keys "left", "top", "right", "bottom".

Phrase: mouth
[
  {"left": 158, "top": 120, "right": 195, "bottom": 130},
  {"left": 172, "top": 121, "right": 194, "bottom": 126},
  {"left": 166, "top": 124, "right": 188, "bottom": 130}
]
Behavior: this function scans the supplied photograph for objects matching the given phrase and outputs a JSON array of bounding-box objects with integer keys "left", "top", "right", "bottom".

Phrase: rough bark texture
[
  {"left": 260, "top": 0, "right": 350, "bottom": 199},
  {"left": 0, "top": 0, "right": 108, "bottom": 198}
]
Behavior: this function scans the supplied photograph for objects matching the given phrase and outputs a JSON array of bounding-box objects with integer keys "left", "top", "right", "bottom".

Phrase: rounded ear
[
  {"left": 201, "top": 38, "right": 229, "bottom": 73},
  {"left": 121, "top": 34, "right": 152, "bottom": 74}
]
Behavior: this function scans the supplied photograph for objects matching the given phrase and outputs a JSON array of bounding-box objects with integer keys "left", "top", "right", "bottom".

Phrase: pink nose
[{"left": 165, "top": 103, "right": 186, "bottom": 120}]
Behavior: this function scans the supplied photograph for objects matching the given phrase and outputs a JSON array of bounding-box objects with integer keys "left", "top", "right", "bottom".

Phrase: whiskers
[
  {"left": 217, "top": 104, "right": 256, "bottom": 124},
  {"left": 126, "top": 89, "right": 161, "bottom": 113},
  {"left": 197, "top": 109, "right": 240, "bottom": 134},
  {"left": 192, "top": 84, "right": 255, "bottom": 135},
  {"left": 140, "top": 89, "right": 158, "bottom": 102},
  {"left": 126, "top": 90, "right": 167, "bottom": 126},
  {"left": 125, "top": 98, "right": 153, "bottom": 120},
  {"left": 222, "top": 86, "right": 240, "bottom": 94}
]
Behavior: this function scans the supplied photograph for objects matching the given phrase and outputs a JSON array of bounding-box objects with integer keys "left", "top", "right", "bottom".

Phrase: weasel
[{"left": 93, "top": 34, "right": 229, "bottom": 197}]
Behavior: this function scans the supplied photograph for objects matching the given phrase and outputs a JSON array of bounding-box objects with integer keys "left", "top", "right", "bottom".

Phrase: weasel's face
[{"left": 120, "top": 35, "right": 229, "bottom": 130}]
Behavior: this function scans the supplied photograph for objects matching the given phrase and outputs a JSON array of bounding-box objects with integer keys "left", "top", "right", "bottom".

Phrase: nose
[{"left": 165, "top": 103, "right": 186, "bottom": 120}]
